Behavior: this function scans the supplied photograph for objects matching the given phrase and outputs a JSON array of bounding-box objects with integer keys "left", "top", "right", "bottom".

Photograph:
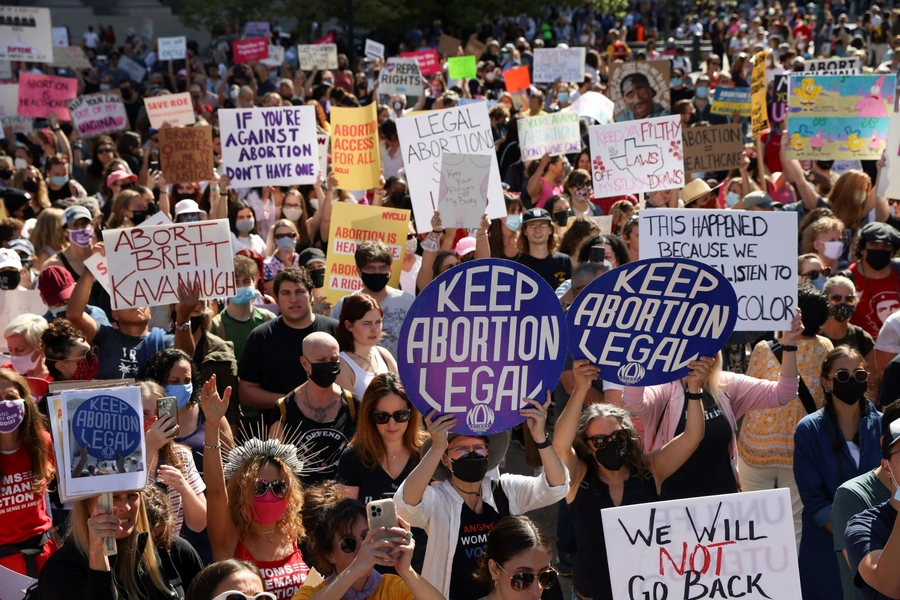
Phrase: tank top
[
  {"left": 234, "top": 539, "right": 309, "bottom": 599},
  {"left": 339, "top": 349, "right": 389, "bottom": 398}
]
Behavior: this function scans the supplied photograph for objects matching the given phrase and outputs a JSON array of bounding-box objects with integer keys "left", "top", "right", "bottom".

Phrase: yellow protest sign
[
  {"left": 331, "top": 103, "right": 380, "bottom": 190},
  {"left": 750, "top": 50, "right": 769, "bottom": 138},
  {"left": 324, "top": 203, "right": 411, "bottom": 304}
]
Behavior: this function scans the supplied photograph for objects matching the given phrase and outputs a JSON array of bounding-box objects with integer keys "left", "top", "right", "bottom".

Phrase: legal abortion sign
[
  {"left": 568, "top": 258, "right": 737, "bottom": 386},
  {"left": 72, "top": 394, "right": 142, "bottom": 461},
  {"left": 397, "top": 259, "right": 567, "bottom": 435}
]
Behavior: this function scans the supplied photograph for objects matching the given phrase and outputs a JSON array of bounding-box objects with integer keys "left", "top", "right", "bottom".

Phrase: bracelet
[
  {"left": 686, "top": 391, "right": 704, "bottom": 400},
  {"left": 533, "top": 435, "right": 552, "bottom": 449},
  {"left": 203, "top": 443, "right": 221, "bottom": 450},
  {"left": 432, "top": 229, "right": 444, "bottom": 234},
  {"left": 781, "top": 345, "right": 798, "bottom": 352}
]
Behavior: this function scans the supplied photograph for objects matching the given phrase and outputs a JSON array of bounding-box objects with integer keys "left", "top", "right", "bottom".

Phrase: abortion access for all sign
[
  {"left": 568, "top": 258, "right": 737, "bottom": 387},
  {"left": 219, "top": 105, "right": 318, "bottom": 187},
  {"left": 641, "top": 210, "right": 798, "bottom": 331},
  {"left": 589, "top": 115, "right": 685, "bottom": 199},
  {"left": 602, "top": 489, "right": 801, "bottom": 600},
  {"left": 103, "top": 219, "right": 235, "bottom": 310},
  {"left": 398, "top": 259, "right": 567, "bottom": 436}
]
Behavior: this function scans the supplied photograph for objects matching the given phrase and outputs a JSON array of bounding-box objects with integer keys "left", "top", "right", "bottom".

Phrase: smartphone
[
  {"left": 366, "top": 498, "right": 398, "bottom": 543},
  {"left": 589, "top": 245, "right": 606, "bottom": 264},
  {"left": 157, "top": 396, "right": 178, "bottom": 429}
]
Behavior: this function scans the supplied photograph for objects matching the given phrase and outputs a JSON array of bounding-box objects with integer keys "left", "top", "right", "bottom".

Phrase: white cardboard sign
[
  {"left": 144, "top": 92, "right": 194, "bottom": 128},
  {"left": 378, "top": 57, "right": 423, "bottom": 96},
  {"left": 157, "top": 36, "right": 186, "bottom": 61},
  {"left": 0, "top": 7, "right": 52, "bottom": 63},
  {"left": 533, "top": 47, "right": 586, "bottom": 84},
  {"left": 365, "top": 39, "right": 385, "bottom": 59},
  {"left": 519, "top": 112, "right": 581, "bottom": 161},
  {"left": 298, "top": 43, "right": 338, "bottom": 70},
  {"left": 438, "top": 153, "right": 492, "bottom": 229}
]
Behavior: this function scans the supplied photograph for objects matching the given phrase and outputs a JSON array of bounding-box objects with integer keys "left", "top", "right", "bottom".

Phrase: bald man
[{"left": 268, "top": 331, "right": 360, "bottom": 485}]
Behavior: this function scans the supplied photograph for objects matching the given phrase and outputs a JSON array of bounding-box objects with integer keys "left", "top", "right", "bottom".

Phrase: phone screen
[{"left": 589, "top": 245, "right": 606, "bottom": 264}]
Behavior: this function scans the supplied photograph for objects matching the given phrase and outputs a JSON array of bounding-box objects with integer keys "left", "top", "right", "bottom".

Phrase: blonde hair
[
  {"left": 800, "top": 216, "right": 844, "bottom": 254},
  {"left": 106, "top": 190, "right": 142, "bottom": 229},
  {"left": 29, "top": 207, "right": 68, "bottom": 254},
  {"left": 226, "top": 455, "right": 304, "bottom": 541}
]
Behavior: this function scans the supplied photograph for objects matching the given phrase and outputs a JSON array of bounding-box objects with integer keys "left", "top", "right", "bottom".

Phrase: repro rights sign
[
  {"left": 568, "top": 258, "right": 738, "bottom": 387},
  {"left": 72, "top": 394, "right": 142, "bottom": 460},
  {"left": 398, "top": 259, "right": 567, "bottom": 436}
]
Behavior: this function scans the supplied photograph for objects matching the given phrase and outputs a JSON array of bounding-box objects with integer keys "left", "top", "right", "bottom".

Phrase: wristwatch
[
  {"left": 533, "top": 435, "right": 553, "bottom": 449},
  {"left": 176, "top": 322, "right": 192, "bottom": 332},
  {"left": 686, "top": 390, "right": 704, "bottom": 400}
]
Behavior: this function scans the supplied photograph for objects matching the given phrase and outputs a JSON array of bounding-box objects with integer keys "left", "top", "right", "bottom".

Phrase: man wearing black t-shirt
[
  {"left": 516, "top": 208, "right": 572, "bottom": 290},
  {"left": 239, "top": 268, "right": 338, "bottom": 417}
]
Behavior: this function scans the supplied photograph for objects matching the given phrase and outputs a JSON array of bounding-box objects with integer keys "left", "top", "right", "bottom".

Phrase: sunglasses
[
  {"left": 373, "top": 410, "right": 411, "bottom": 425},
  {"left": 802, "top": 267, "right": 831, "bottom": 279},
  {"left": 830, "top": 293, "right": 855, "bottom": 303},
  {"left": 254, "top": 479, "right": 288, "bottom": 498},
  {"left": 340, "top": 535, "right": 366, "bottom": 553},
  {"left": 586, "top": 429, "right": 628, "bottom": 450},
  {"left": 497, "top": 564, "right": 558, "bottom": 591},
  {"left": 211, "top": 593, "right": 277, "bottom": 600},
  {"left": 831, "top": 369, "right": 868, "bottom": 383},
  {"left": 97, "top": 148, "right": 114, "bottom": 154},
  {"left": 274, "top": 232, "right": 297, "bottom": 240}
]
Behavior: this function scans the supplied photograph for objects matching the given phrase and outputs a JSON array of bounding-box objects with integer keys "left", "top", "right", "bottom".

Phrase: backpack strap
[
  {"left": 491, "top": 478, "right": 511, "bottom": 518},
  {"left": 767, "top": 340, "right": 817, "bottom": 414},
  {"left": 276, "top": 396, "right": 287, "bottom": 424},
  {"left": 344, "top": 389, "right": 356, "bottom": 421}
]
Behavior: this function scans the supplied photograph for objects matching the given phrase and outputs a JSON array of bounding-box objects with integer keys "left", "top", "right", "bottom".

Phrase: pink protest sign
[
  {"left": 232, "top": 38, "right": 269, "bottom": 64},
  {"left": 400, "top": 49, "right": 441, "bottom": 76},
  {"left": 17, "top": 72, "right": 77, "bottom": 120}
]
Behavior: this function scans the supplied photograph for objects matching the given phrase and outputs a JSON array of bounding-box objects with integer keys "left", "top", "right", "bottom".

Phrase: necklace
[
  {"left": 350, "top": 349, "right": 375, "bottom": 370},
  {"left": 302, "top": 386, "right": 338, "bottom": 422},
  {"left": 256, "top": 529, "right": 276, "bottom": 543}
]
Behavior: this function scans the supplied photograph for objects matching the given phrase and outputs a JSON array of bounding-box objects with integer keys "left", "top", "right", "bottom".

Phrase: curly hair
[
  {"left": 800, "top": 215, "right": 844, "bottom": 255},
  {"left": 300, "top": 481, "right": 366, "bottom": 575},
  {"left": 573, "top": 403, "right": 647, "bottom": 478},
  {"left": 41, "top": 318, "right": 85, "bottom": 379},
  {"left": 226, "top": 454, "right": 304, "bottom": 542},
  {"left": 558, "top": 216, "right": 600, "bottom": 259},
  {"left": 138, "top": 348, "right": 199, "bottom": 405},
  {"left": 143, "top": 482, "right": 175, "bottom": 550},
  {"left": 0, "top": 368, "right": 53, "bottom": 494}
]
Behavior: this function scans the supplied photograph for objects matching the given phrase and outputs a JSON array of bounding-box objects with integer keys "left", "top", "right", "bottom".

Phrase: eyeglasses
[
  {"left": 340, "top": 535, "right": 367, "bottom": 553},
  {"left": 254, "top": 479, "right": 288, "bottom": 497},
  {"left": 802, "top": 267, "right": 831, "bottom": 279},
  {"left": 831, "top": 369, "right": 868, "bottom": 383},
  {"left": 373, "top": 410, "right": 411, "bottom": 425},
  {"left": 52, "top": 347, "right": 97, "bottom": 363},
  {"left": 211, "top": 593, "right": 277, "bottom": 600},
  {"left": 526, "top": 222, "right": 550, "bottom": 231},
  {"left": 496, "top": 564, "right": 559, "bottom": 591},
  {"left": 830, "top": 293, "right": 855, "bottom": 303},
  {"left": 97, "top": 148, "right": 114, "bottom": 154},
  {"left": 274, "top": 232, "right": 297, "bottom": 240},
  {"left": 585, "top": 429, "right": 628, "bottom": 450}
]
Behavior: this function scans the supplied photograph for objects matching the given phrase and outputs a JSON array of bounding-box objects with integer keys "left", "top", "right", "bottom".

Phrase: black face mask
[
  {"left": 307, "top": 360, "right": 341, "bottom": 388},
  {"left": 816, "top": 160, "right": 835, "bottom": 170},
  {"left": 865, "top": 248, "right": 892, "bottom": 271},
  {"left": 19, "top": 205, "right": 35, "bottom": 220},
  {"left": 830, "top": 303, "right": 855, "bottom": 323},
  {"left": 390, "top": 190, "right": 406, "bottom": 205},
  {"left": 594, "top": 440, "right": 627, "bottom": 471},
  {"left": 121, "top": 88, "right": 132, "bottom": 100},
  {"left": 130, "top": 209, "right": 148, "bottom": 225},
  {"left": 309, "top": 268, "right": 326, "bottom": 289},
  {"left": 553, "top": 210, "right": 571, "bottom": 227},
  {"left": 0, "top": 169, "right": 12, "bottom": 181},
  {"left": 830, "top": 379, "right": 867, "bottom": 405},
  {"left": 449, "top": 453, "right": 489, "bottom": 483},
  {"left": 190, "top": 315, "right": 204, "bottom": 333},
  {"left": 360, "top": 272, "right": 390, "bottom": 293},
  {"left": 0, "top": 270, "right": 21, "bottom": 290},
  {"left": 22, "top": 180, "right": 39, "bottom": 194}
]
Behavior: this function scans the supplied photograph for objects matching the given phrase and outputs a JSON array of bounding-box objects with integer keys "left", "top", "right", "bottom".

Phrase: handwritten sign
[
  {"left": 770, "top": 74, "right": 788, "bottom": 124},
  {"left": 396, "top": 102, "right": 506, "bottom": 227},
  {"left": 568, "top": 258, "right": 737, "bottom": 386},
  {"left": 117, "top": 55, "right": 146, "bottom": 83},
  {"left": 52, "top": 27, "right": 68, "bottom": 47},
  {"left": 562, "top": 91, "right": 615, "bottom": 125},
  {"left": 244, "top": 21, "right": 270, "bottom": 38},
  {"left": 786, "top": 74, "right": 895, "bottom": 160},
  {"left": 158, "top": 125, "right": 214, "bottom": 184},
  {"left": 298, "top": 43, "right": 338, "bottom": 70},
  {"left": 641, "top": 209, "right": 798, "bottom": 331},
  {"left": 261, "top": 44, "right": 285, "bottom": 67},
  {"left": 69, "top": 91, "right": 128, "bottom": 138},
  {"left": 750, "top": 50, "right": 769, "bottom": 138},
  {"left": 464, "top": 35, "right": 486, "bottom": 58},
  {"left": 602, "top": 489, "right": 801, "bottom": 600},
  {"left": 0, "top": 7, "right": 52, "bottom": 63},
  {"left": 438, "top": 34, "right": 461, "bottom": 58},
  {"left": 17, "top": 72, "right": 77, "bottom": 120},
  {"left": 144, "top": 92, "right": 194, "bottom": 128},
  {"left": 533, "top": 48, "right": 586, "bottom": 84},
  {"left": 504, "top": 65, "right": 531, "bottom": 93},
  {"left": 233, "top": 38, "right": 269, "bottom": 64},
  {"left": 331, "top": 103, "right": 380, "bottom": 190},
  {"left": 397, "top": 259, "right": 567, "bottom": 435},
  {"left": 711, "top": 87, "right": 751, "bottom": 116},
  {"left": 104, "top": 219, "right": 235, "bottom": 309},
  {"left": 683, "top": 124, "right": 743, "bottom": 173},
  {"left": 400, "top": 49, "right": 441, "bottom": 76},
  {"left": 804, "top": 57, "right": 860, "bottom": 75},
  {"left": 158, "top": 36, "right": 186, "bottom": 61},
  {"left": 378, "top": 58, "right": 423, "bottom": 96},
  {"left": 52, "top": 46, "right": 92, "bottom": 70},
  {"left": 519, "top": 112, "right": 581, "bottom": 161},
  {"left": 317, "top": 132, "right": 330, "bottom": 178},
  {"left": 365, "top": 39, "right": 384, "bottom": 59},
  {"left": 448, "top": 56, "right": 476, "bottom": 80},
  {"left": 609, "top": 60, "right": 670, "bottom": 122},
  {"left": 323, "top": 203, "right": 409, "bottom": 304},
  {"left": 589, "top": 115, "right": 685, "bottom": 199},
  {"left": 220, "top": 105, "right": 318, "bottom": 187},
  {"left": 0, "top": 84, "right": 32, "bottom": 134},
  {"left": 438, "top": 153, "right": 492, "bottom": 229}
]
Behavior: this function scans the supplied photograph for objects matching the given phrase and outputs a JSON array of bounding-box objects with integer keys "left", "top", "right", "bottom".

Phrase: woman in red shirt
[{"left": 0, "top": 367, "right": 56, "bottom": 577}]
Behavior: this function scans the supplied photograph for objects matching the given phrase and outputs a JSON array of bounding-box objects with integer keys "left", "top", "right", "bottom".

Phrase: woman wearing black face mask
[
  {"left": 13, "top": 166, "right": 49, "bottom": 218},
  {"left": 793, "top": 346, "right": 883, "bottom": 600},
  {"left": 395, "top": 393, "right": 568, "bottom": 600},
  {"left": 552, "top": 359, "right": 706, "bottom": 600},
  {"left": 821, "top": 276, "right": 875, "bottom": 375}
]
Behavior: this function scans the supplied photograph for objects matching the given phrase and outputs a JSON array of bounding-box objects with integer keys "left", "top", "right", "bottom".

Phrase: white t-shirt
[
  {"left": 231, "top": 232, "right": 266, "bottom": 255},
  {"left": 876, "top": 310, "right": 900, "bottom": 354},
  {"left": 400, "top": 254, "right": 422, "bottom": 296},
  {"left": 331, "top": 286, "right": 414, "bottom": 358},
  {"left": 83, "top": 31, "right": 99, "bottom": 48}
]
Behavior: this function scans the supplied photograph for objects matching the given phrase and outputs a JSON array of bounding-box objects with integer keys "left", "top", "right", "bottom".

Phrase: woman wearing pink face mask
[{"left": 200, "top": 376, "right": 310, "bottom": 598}]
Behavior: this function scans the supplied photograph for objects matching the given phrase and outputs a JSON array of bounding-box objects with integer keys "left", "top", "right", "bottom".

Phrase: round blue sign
[
  {"left": 397, "top": 259, "right": 568, "bottom": 436},
  {"left": 72, "top": 394, "right": 142, "bottom": 461},
  {"left": 567, "top": 257, "right": 738, "bottom": 387}
]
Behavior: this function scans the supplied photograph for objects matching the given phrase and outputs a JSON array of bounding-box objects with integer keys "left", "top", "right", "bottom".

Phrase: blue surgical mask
[
  {"left": 165, "top": 383, "right": 194, "bottom": 410},
  {"left": 49, "top": 305, "right": 67, "bottom": 317},
  {"left": 99, "top": 83, "right": 110, "bottom": 91},
  {"left": 230, "top": 285, "right": 258, "bottom": 306},
  {"left": 695, "top": 86, "right": 709, "bottom": 99},
  {"left": 558, "top": 92, "right": 569, "bottom": 103},
  {"left": 809, "top": 276, "right": 827, "bottom": 291},
  {"left": 670, "top": 77, "right": 683, "bottom": 88},
  {"left": 275, "top": 235, "right": 296, "bottom": 251},
  {"left": 504, "top": 214, "right": 522, "bottom": 231},
  {"left": 726, "top": 191, "right": 740, "bottom": 207},
  {"left": 236, "top": 218, "right": 255, "bottom": 233},
  {"left": 50, "top": 175, "right": 69, "bottom": 187}
]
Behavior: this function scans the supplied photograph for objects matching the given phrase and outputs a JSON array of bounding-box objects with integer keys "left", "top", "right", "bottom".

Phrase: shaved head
[{"left": 303, "top": 332, "right": 339, "bottom": 360}]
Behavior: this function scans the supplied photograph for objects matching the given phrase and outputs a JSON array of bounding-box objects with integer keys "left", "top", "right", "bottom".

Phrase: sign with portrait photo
[{"left": 608, "top": 60, "right": 670, "bottom": 122}]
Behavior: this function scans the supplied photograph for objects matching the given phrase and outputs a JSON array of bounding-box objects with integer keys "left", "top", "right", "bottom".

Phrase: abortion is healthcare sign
[
  {"left": 602, "top": 488, "right": 801, "bottom": 599},
  {"left": 397, "top": 259, "right": 567, "bottom": 436},
  {"left": 568, "top": 258, "right": 738, "bottom": 387}
]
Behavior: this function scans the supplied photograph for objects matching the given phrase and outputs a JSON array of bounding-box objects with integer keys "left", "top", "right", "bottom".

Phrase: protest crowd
[{"left": 8, "top": 0, "right": 900, "bottom": 599}]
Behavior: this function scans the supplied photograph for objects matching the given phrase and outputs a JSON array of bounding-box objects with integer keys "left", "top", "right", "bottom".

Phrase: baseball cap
[
  {"left": 63, "top": 205, "right": 92, "bottom": 228},
  {"left": 859, "top": 222, "right": 900, "bottom": 247},
  {"left": 454, "top": 237, "right": 476, "bottom": 257},
  {"left": 7, "top": 238, "right": 34, "bottom": 258},
  {"left": 107, "top": 171, "right": 137, "bottom": 188},
  {"left": 298, "top": 247, "right": 326, "bottom": 268},
  {"left": 522, "top": 208, "right": 552, "bottom": 223},
  {"left": 38, "top": 265, "right": 76, "bottom": 306},
  {"left": 0, "top": 248, "right": 22, "bottom": 271},
  {"left": 742, "top": 191, "right": 781, "bottom": 210},
  {"left": 174, "top": 199, "right": 204, "bottom": 218}
]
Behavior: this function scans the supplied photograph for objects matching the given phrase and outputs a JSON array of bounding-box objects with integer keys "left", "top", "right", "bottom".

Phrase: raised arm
[
  {"left": 475, "top": 213, "right": 491, "bottom": 259},
  {"left": 401, "top": 411, "right": 455, "bottom": 506},
  {"left": 66, "top": 251, "right": 99, "bottom": 342},
  {"left": 521, "top": 391, "right": 566, "bottom": 487},
  {"left": 780, "top": 137, "right": 819, "bottom": 210},
  {"left": 553, "top": 360, "right": 600, "bottom": 476},
  {"left": 200, "top": 376, "right": 239, "bottom": 560}
]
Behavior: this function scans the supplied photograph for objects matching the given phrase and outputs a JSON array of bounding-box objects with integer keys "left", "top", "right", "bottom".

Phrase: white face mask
[
  {"left": 8, "top": 351, "right": 38, "bottom": 375},
  {"left": 14, "top": 158, "right": 27, "bottom": 169},
  {"left": 822, "top": 240, "right": 844, "bottom": 260},
  {"left": 282, "top": 206, "right": 303, "bottom": 222},
  {"left": 309, "top": 198, "right": 320, "bottom": 211},
  {"left": 405, "top": 238, "right": 418, "bottom": 254}
]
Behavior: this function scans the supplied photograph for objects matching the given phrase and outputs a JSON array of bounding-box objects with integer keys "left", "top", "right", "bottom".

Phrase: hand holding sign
[
  {"left": 685, "top": 357, "right": 715, "bottom": 393},
  {"left": 519, "top": 392, "right": 552, "bottom": 442},
  {"left": 87, "top": 504, "right": 121, "bottom": 551},
  {"left": 572, "top": 359, "right": 600, "bottom": 392}
]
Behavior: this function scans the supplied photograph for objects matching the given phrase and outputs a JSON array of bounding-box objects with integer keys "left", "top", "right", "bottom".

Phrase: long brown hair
[
  {"left": 106, "top": 189, "right": 142, "bottom": 229},
  {"left": 828, "top": 170, "right": 871, "bottom": 229},
  {"left": 226, "top": 455, "right": 304, "bottom": 541},
  {"left": 300, "top": 482, "right": 364, "bottom": 575},
  {"left": 0, "top": 368, "right": 53, "bottom": 494},
  {"left": 348, "top": 373, "right": 426, "bottom": 470},
  {"left": 282, "top": 190, "right": 312, "bottom": 247},
  {"left": 573, "top": 403, "right": 647, "bottom": 477},
  {"left": 335, "top": 294, "right": 382, "bottom": 352}
]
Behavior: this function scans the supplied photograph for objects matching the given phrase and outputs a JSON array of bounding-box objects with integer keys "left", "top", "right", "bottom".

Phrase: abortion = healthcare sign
[
  {"left": 568, "top": 258, "right": 737, "bottom": 387},
  {"left": 219, "top": 105, "right": 318, "bottom": 187},
  {"left": 641, "top": 209, "right": 798, "bottom": 331},
  {"left": 398, "top": 259, "right": 567, "bottom": 435},
  {"left": 603, "top": 488, "right": 801, "bottom": 599},
  {"left": 103, "top": 219, "right": 235, "bottom": 310}
]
